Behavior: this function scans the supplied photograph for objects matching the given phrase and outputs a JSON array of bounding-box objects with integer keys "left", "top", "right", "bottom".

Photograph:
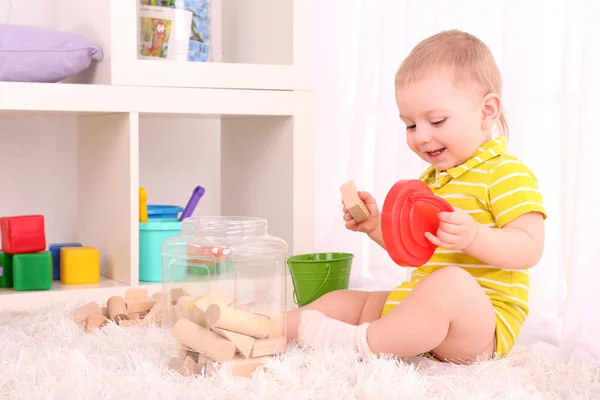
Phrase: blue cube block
[{"left": 49, "top": 243, "right": 82, "bottom": 280}]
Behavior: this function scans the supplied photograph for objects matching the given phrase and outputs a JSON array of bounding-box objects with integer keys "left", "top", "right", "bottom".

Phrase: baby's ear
[{"left": 481, "top": 93, "right": 501, "bottom": 130}]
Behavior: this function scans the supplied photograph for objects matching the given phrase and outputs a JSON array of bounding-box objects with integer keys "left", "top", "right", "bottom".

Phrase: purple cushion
[{"left": 0, "top": 24, "right": 103, "bottom": 83}]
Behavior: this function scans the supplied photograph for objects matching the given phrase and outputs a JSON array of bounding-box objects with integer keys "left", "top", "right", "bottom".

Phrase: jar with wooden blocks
[{"left": 159, "top": 216, "right": 289, "bottom": 377}]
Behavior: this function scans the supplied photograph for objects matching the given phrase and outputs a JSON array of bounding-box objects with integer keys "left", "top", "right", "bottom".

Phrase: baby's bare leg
[
  {"left": 367, "top": 266, "right": 496, "bottom": 363},
  {"left": 286, "top": 289, "right": 389, "bottom": 342}
]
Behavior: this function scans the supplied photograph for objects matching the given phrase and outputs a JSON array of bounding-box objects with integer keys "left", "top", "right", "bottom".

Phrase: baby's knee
[{"left": 416, "top": 266, "right": 475, "bottom": 300}]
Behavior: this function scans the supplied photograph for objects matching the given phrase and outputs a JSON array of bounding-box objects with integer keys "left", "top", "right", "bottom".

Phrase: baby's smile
[{"left": 426, "top": 147, "right": 446, "bottom": 159}]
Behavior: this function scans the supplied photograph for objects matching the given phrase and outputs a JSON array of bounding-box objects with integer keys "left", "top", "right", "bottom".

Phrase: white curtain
[{"left": 314, "top": 0, "right": 600, "bottom": 362}]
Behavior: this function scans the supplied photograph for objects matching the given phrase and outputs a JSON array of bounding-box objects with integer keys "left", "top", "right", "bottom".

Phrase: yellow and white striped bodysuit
[{"left": 381, "top": 136, "right": 547, "bottom": 359}]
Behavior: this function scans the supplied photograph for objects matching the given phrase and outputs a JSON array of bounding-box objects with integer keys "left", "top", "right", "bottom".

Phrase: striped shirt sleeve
[{"left": 487, "top": 159, "right": 547, "bottom": 228}]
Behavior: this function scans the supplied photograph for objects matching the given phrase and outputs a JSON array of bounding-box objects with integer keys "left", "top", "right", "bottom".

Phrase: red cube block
[{"left": 0, "top": 215, "right": 46, "bottom": 254}]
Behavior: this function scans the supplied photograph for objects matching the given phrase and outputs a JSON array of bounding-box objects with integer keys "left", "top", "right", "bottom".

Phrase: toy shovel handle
[{"left": 179, "top": 185, "right": 206, "bottom": 221}]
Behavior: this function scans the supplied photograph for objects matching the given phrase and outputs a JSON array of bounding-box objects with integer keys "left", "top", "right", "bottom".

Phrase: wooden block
[
  {"left": 126, "top": 299, "right": 156, "bottom": 314},
  {"left": 340, "top": 180, "right": 369, "bottom": 223},
  {"left": 167, "top": 357, "right": 184, "bottom": 371},
  {"left": 176, "top": 296, "right": 196, "bottom": 316},
  {"left": 119, "top": 319, "right": 141, "bottom": 328},
  {"left": 107, "top": 296, "right": 129, "bottom": 323},
  {"left": 250, "top": 337, "right": 286, "bottom": 358},
  {"left": 178, "top": 356, "right": 200, "bottom": 376},
  {"left": 206, "top": 304, "right": 271, "bottom": 339},
  {"left": 125, "top": 288, "right": 148, "bottom": 302},
  {"left": 255, "top": 309, "right": 285, "bottom": 338},
  {"left": 222, "top": 356, "right": 268, "bottom": 378},
  {"left": 172, "top": 318, "right": 236, "bottom": 363},
  {"left": 175, "top": 342, "right": 188, "bottom": 359},
  {"left": 211, "top": 327, "right": 255, "bottom": 358},
  {"left": 70, "top": 301, "right": 101, "bottom": 325},
  {"left": 173, "top": 304, "right": 188, "bottom": 324},
  {"left": 190, "top": 289, "right": 234, "bottom": 327},
  {"left": 85, "top": 314, "right": 107, "bottom": 333},
  {"left": 170, "top": 288, "right": 187, "bottom": 304},
  {"left": 144, "top": 300, "right": 163, "bottom": 325},
  {"left": 197, "top": 354, "right": 218, "bottom": 376}
]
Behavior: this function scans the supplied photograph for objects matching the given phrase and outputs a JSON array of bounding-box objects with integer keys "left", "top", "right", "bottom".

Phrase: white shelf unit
[
  {"left": 61, "top": 0, "right": 314, "bottom": 91},
  {"left": 0, "top": 0, "right": 315, "bottom": 309}
]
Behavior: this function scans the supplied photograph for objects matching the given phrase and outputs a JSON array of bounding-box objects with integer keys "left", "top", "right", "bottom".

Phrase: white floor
[{"left": 1, "top": 297, "right": 599, "bottom": 400}]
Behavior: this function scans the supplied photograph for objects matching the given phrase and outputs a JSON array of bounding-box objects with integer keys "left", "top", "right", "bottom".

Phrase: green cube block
[
  {"left": 0, "top": 252, "right": 14, "bottom": 288},
  {"left": 13, "top": 252, "right": 52, "bottom": 291}
]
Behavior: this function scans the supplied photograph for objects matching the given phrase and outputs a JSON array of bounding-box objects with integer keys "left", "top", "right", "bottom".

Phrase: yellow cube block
[{"left": 60, "top": 246, "right": 101, "bottom": 284}]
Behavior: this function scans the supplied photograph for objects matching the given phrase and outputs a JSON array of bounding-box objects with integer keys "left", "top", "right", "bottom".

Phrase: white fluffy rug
[{"left": 1, "top": 299, "right": 599, "bottom": 400}]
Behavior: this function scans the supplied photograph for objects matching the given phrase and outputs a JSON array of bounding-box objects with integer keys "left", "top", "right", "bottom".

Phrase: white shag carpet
[{"left": 1, "top": 299, "right": 599, "bottom": 400}]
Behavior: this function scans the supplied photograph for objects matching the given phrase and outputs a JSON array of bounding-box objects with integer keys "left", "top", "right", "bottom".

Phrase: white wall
[{"left": 1, "top": 0, "right": 53, "bottom": 27}]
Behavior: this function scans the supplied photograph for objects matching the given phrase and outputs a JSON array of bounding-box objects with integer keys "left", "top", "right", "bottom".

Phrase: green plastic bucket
[{"left": 287, "top": 252, "right": 353, "bottom": 307}]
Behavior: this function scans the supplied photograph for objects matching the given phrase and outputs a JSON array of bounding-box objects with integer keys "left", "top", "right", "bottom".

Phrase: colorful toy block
[
  {"left": 13, "top": 252, "right": 52, "bottom": 291},
  {"left": 49, "top": 243, "right": 83, "bottom": 280},
  {"left": 0, "top": 215, "right": 46, "bottom": 254},
  {"left": 0, "top": 252, "right": 14, "bottom": 288},
  {"left": 60, "top": 246, "right": 101, "bottom": 284}
]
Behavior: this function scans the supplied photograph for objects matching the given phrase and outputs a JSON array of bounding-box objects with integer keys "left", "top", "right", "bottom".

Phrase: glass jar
[
  {"left": 160, "top": 216, "right": 288, "bottom": 376},
  {"left": 137, "top": 0, "right": 214, "bottom": 62}
]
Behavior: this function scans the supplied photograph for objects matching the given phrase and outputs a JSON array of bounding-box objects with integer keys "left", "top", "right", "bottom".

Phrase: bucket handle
[{"left": 292, "top": 264, "right": 332, "bottom": 306}]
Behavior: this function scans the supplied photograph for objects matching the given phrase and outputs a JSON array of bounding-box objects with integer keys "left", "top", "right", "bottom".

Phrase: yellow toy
[
  {"left": 139, "top": 187, "right": 148, "bottom": 222},
  {"left": 60, "top": 246, "right": 101, "bottom": 284}
]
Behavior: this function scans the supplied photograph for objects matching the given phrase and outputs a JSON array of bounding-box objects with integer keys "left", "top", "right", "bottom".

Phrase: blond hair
[{"left": 395, "top": 30, "right": 508, "bottom": 138}]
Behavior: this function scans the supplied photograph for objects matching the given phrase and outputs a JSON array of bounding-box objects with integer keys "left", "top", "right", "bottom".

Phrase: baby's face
[{"left": 396, "top": 71, "right": 491, "bottom": 171}]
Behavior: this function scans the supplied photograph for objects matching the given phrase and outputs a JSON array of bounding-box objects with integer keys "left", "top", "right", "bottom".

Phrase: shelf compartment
[
  {"left": 48, "top": 0, "right": 314, "bottom": 90},
  {"left": 0, "top": 113, "right": 138, "bottom": 303}
]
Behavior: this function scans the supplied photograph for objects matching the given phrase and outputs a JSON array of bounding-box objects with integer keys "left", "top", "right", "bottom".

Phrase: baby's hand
[
  {"left": 342, "top": 191, "right": 380, "bottom": 234},
  {"left": 424, "top": 208, "right": 478, "bottom": 250}
]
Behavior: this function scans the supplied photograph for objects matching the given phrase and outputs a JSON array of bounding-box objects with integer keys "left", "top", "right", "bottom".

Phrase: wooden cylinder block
[
  {"left": 250, "top": 337, "right": 286, "bottom": 358},
  {"left": 107, "top": 296, "right": 129, "bottom": 322},
  {"left": 189, "top": 289, "right": 235, "bottom": 327},
  {"left": 127, "top": 300, "right": 156, "bottom": 314},
  {"left": 255, "top": 309, "right": 285, "bottom": 338},
  {"left": 197, "top": 354, "right": 217, "bottom": 376},
  {"left": 85, "top": 314, "right": 107, "bottom": 333},
  {"left": 172, "top": 318, "right": 236, "bottom": 363},
  {"left": 125, "top": 288, "right": 148, "bottom": 302},
  {"left": 222, "top": 356, "right": 268, "bottom": 378},
  {"left": 205, "top": 304, "right": 271, "bottom": 339},
  {"left": 144, "top": 301, "right": 163, "bottom": 326},
  {"left": 70, "top": 301, "right": 101, "bottom": 325}
]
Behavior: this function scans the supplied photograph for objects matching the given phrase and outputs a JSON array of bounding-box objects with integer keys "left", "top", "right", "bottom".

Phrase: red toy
[
  {"left": 0, "top": 215, "right": 46, "bottom": 254},
  {"left": 381, "top": 180, "right": 453, "bottom": 267}
]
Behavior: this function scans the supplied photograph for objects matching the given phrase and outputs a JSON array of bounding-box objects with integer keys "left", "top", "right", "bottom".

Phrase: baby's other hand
[
  {"left": 424, "top": 208, "right": 478, "bottom": 250},
  {"left": 342, "top": 191, "right": 380, "bottom": 234}
]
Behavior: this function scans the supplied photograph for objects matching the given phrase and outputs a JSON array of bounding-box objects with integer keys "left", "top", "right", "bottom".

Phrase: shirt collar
[{"left": 419, "top": 136, "right": 507, "bottom": 185}]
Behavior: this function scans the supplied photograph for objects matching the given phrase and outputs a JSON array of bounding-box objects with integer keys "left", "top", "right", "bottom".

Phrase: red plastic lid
[{"left": 381, "top": 180, "right": 454, "bottom": 267}]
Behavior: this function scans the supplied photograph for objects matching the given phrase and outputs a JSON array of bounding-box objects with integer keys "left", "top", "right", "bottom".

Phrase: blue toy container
[
  {"left": 147, "top": 205, "right": 184, "bottom": 221},
  {"left": 139, "top": 219, "right": 184, "bottom": 282}
]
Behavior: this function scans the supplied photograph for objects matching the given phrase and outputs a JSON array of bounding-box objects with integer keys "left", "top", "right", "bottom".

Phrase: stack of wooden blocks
[
  {"left": 168, "top": 286, "right": 286, "bottom": 378},
  {"left": 69, "top": 286, "right": 286, "bottom": 378},
  {"left": 69, "top": 288, "right": 161, "bottom": 332}
]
